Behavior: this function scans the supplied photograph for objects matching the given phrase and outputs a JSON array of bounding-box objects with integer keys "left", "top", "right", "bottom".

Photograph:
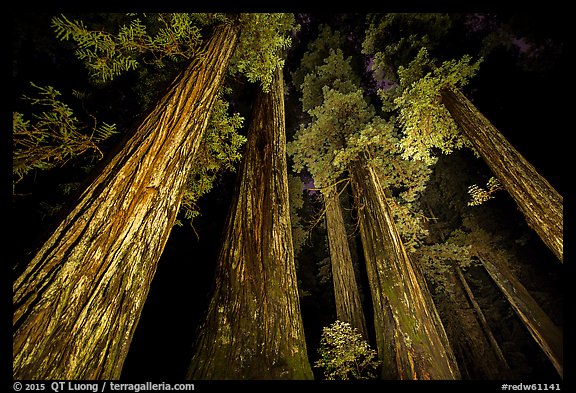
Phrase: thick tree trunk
[
  {"left": 324, "top": 188, "right": 368, "bottom": 339},
  {"left": 477, "top": 254, "right": 563, "bottom": 378},
  {"left": 13, "top": 23, "right": 240, "bottom": 380},
  {"left": 440, "top": 88, "right": 563, "bottom": 262},
  {"left": 186, "top": 68, "right": 313, "bottom": 380},
  {"left": 350, "top": 160, "right": 460, "bottom": 380}
]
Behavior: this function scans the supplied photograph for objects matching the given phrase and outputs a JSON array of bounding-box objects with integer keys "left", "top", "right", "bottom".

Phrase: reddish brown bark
[
  {"left": 441, "top": 88, "right": 563, "bottom": 262},
  {"left": 324, "top": 189, "right": 368, "bottom": 339},
  {"left": 13, "top": 23, "right": 240, "bottom": 380},
  {"left": 186, "top": 68, "right": 313, "bottom": 380},
  {"left": 350, "top": 159, "right": 460, "bottom": 380}
]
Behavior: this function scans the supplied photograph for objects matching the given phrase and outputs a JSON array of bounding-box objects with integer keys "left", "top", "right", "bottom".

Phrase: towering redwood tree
[
  {"left": 362, "top": 14, "right": 563, "bottom": 263},
  {"left": 324, "top": 188, "right": 368, "bottom": 339},
  {"left": 13, "top": 22, "right": 240, "bottom": 380},
  {"left": 441, "top": 88, "right": 563, "bottom": 262},
  {"left": 350, "top": 159, "right": 461, "bottom": 380},
  {"left": 187, "top": 68, "right": 313, "bottom": 380}
]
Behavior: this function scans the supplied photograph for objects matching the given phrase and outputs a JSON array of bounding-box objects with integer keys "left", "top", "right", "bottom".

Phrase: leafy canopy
[
  {"left": 393, "top": 47, "right": 482, "bottom": 164},
  {"left": 52, "top": 13, "right": 297, "bottom": 92},
  {"left": 362, "top": 14, "right": 483, "bottom": 165},
  {"left": 288, "top": 24, "right": 434, "bottom": 250}
]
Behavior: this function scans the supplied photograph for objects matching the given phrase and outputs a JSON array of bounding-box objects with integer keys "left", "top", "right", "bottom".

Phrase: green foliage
[
  {"left": 289, "top": 26, "right": 436, "bottom": 255},
  {"left": 362, "top": 13, "right": 453, "bottom": 82},
  {"left": 393, "top": 48, "right": 482, "bottom": 164},
  {"left": 315, "top": 320, "right": 380, "bottom": 380},
  {"left": 331, "top": 116, "right": 395, "bottom": 174},
  {"left": 458, "top": 215, "right": 519, "bottom": 276},
  {"left": 415, "top": 239, "right": 474, "bottom": 299},
  {"left": 231, "top": 13, "right": 297, "bottom": 92},
  {"left": 13, "top": 83, "right": 117, "bottom": 183},
  {"left": 300, "top": 49, "right": 361, "bottom": 113},
  {"left": 467, "top": 176, "right": 502, "bottom": 206},
  {"left": 363, "top": 15, "right": 485, "bottom": 166},
  {"left": 177, "top": 96, "right": 245, "bottom": 226},
  {"left": 291, "top": 24, "right": 346, "bottom": 91},
  {"left": 52, "top": 12, "right": 296, "bottom": 93},
  {"left": 289, "top": 27, "right": 378, "bottom": 190},
  {"left": 289, "top": 88, "right": 376, "bottom": 189},
  {"left": 51, "top": 13, "right": 212, "bottom": 83},
  {"left": 316, "top": 256, "right": 332, "bottom": 286}
]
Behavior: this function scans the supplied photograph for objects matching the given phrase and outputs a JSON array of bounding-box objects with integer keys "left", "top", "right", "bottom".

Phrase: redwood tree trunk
[
  {"left": 324, "top": 188, "right": 368, "bottom": 339},
  {"left": 440, "top": 88, "right": 563, "bottom": 262},
  {"left": 13, "top": 23, "right": 240, "bottom": 380},
  {"left": 450, "top": 266, "right": 510, "bottom": 379},
  {"left": 477, "top": 254, "right": 563, "bottom": 378},
  {"left": 423, "top": 206, "right": 510, "bottom": 379},
  {"left": 186, "top": 68, "right": 313, "bottom": 380},
  {"left": 350, "top": 159, "right": 460, "bottom": 380}
]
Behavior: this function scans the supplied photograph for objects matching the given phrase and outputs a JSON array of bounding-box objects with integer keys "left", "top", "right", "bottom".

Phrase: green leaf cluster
[
  {"left": 177, "top": 97, "right": 245, "bottom": 226},
  {"left": 230, "top": 13, "right": 297, "bottom": 92},
  {"left": 291, "top": 24, "right": 346, "bottom": 91},
  {"left": 393, "top": 48, "right": 481, "bottom": 164},
  {"left": 467, "top": 176, "right": 502, "bottom": 206},
  {"left": 13, "top": 83, "right": 117, "bottom": 183},
  {"left": 299, "top": 48, "right": 361, "bottom": 113},
  {"left": 362, "top": 15, "right": 483, "bottom": 165},
  {"left": 415, "top": 241, "right": 474, "bottom": 299},
  {"left": 289, "top": 88, "right": 376, "bottom": 189},
  {"left": 362, "top": 13, "right": 452, "bottom": 83},
  {"left": 315, "top": 320, "right": 380, "bottom": 380},
  {"left": 52, "top": 13, "right": 212, "bottom": 83}
]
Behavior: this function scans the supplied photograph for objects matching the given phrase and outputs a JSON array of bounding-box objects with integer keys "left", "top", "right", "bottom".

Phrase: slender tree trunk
[
  {"left": 13, "top": 23, "right": 240, "bottom": 380},
  {"left": 439, "top": 268, "right": 509, "bottom": 379},
  {"left": 350, "top": 159, "right": 460, "bottom": 380},
  {"left": 186, "top": 68, "right": 313, "bottom": 380},
  {"left": 423, "top": 205, "right": 510, "bottom": 379},
  {"left": 324, "top": 188, "right": 368, "bottom": 339},
  {"left": 476, "top": 254, "right": 563, "bottom": 378},
  {"left": 454, "top": 266, "right": 510, "bottom": 372},
  {"left": 440, "top": 88, "right": 563, "bottom": 262}
]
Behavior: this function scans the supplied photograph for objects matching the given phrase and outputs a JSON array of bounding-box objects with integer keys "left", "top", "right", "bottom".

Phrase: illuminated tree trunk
[
  {"left": 350, "top": 159, "right": 460, "bottom": 380},
  {"left": 476, "top": 254, "right": 563, "bottom": 378},
  {"left": 187, "top": 68, "right": 313, "bottom": 380},
  {"left": 13, "top": 23, "right": 240, "bottom": 380},
  {"left": 324, "top": 188, "right": 368, "bottom": 339},
  {"left": 440, "top": 88, "right": 563, "bottom": 262}
]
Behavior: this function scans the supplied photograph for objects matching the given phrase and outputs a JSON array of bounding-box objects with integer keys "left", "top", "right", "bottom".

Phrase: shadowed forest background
[{"left": 11, "top": 12, "right": 567, "bottom": 384}]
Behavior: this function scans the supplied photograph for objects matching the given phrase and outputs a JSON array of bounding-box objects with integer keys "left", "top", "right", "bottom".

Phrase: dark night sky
[{"left": 7, "top": 11, "right": 570, "bottom": 386}]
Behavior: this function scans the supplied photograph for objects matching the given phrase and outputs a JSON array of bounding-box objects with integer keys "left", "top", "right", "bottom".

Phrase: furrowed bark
[
  {"left": 13, "top": 23, "right": 240, "bottom": 380},
  {"left": 324, "top": 188, "right": 368, "bottom": 339},
  {"left": 187, "top": 68, "right": 313, "bottom": 380},
  {"left": 477, "top": 254, "right": 563, "bottom": 378},
  {"left": 351, "top": 159, "right": 460, "bottom": 380},
  {"left": 441, "top": 88, "right": 563, "bottom": 262}
]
